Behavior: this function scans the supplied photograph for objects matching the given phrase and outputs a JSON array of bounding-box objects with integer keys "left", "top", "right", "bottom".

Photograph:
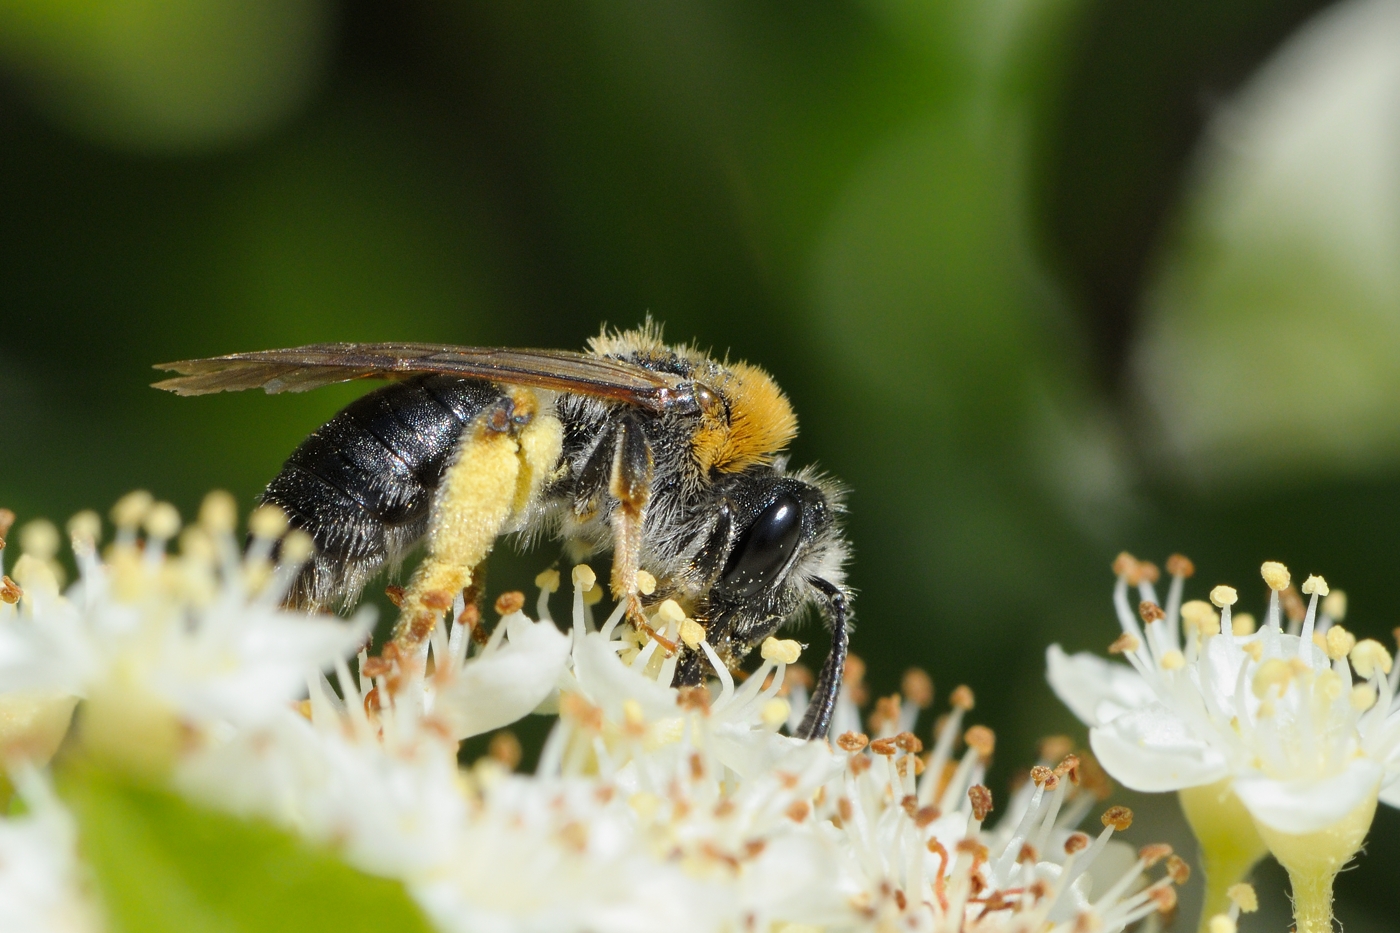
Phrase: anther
[
  {"left": 571, "top": 564, "right": 597, "bottom": 592},
  {"left": 1138, "top": 843, "right": 1172, "bottom": 867},
  {"left": 1101, "top": 806, "right": 1133, "bottom": 831},
  {"left": 1325, "top": 626, "right": 1356, "bottom": 661},
  {"left": 635, "top": 570, "right": 657, "bottom": 596},
  {"left": 1108, "top": 633, "right": 1140, "bottom": 655},
  {"left": 1301, "top": 574, "right": 1329, "bottom": 597},
  {"left": 895, "top": 732, "right": 923, "bottom": 754},
  {"left": 1210, "top": 585, "right": 1238, "bottom": 608},
  {"left": 964, "top": 725, "right": 995, "bottom": 759},
  {"left": 1208, "top": 917, "right": 1236, "bottom": 933},
  {"left": 1160, "top": 651, "right": 1185, "bottom": 670},
  {"left": 198, "top": 491, "right": 237, "bottom": 534},
  {"left": 1112, "top": 552, "right": 1140, "bottom": 582},
  {"left": 968, "top": 785, "right": 993, "bottom": 821},
  {"left": 489, "top": 732, "right": 523, "bottom": 770},
  {"left": 280, "top": 529, "right": 315, "bottom": 565},
  {"left": 836, "top": 732, "right": 869, "bottom": 753},
  {"left": 1253, "top": 658, "right": 1293, "bottom": 699},
  {"left": 1040, "top": 735, "right": 1074, "bottom": 763},
  {"left": 143, "top": 502, "right": 181, "bottom": 540},
  {"left": 1351, "top": 685, "right": 1377, "bottom": 711},
  {"left": 0, "top": 509, "right": 14, "bottom": 542},
  {"left": 1232, "top": 612, "right": 1257, "bottom": 635},
  {"left": 1322, "top": 590, "right": 1347, "bottom": 620},
  {"left": 1030, "top": 765, "right": 1054, "bottom": 787},
  {"left": 869, "top": 737, "right": 898, "bottom": 757},
  {"left": 1227, "top": 883, "right": 1258, "bottom": 913},
  {"left": 902, "top": 668, "right": 934, "bottom": 708},
  {"left": 1166, "top": 554, "right": 1195, "bottom": 578},
  {"left": 19, "top": 520, "right": 60, "bottom": 560},
  {"left": 248, "top": 504, "right": 288, "bottom": 540},
  {"left": 1180, "top": 600, "right": 1219, "bottom": 636},
  {"left": 1138, "top": 601, "right": 1165, "bottom": 624},
  {"left": 1351, "top": 639, "right": 1394, "bottom": 678},
  {"left": 950, "top": 685, "right": 975, "bottom": 710},
  {"left": 1260, "top": 562, "right": 1290, "bottom": 592},
  {"left": 760, "top": 637, "right": 801, "bottom": 665},
  {"left": 678, "top": 619, "right": 705, "bottom": 648},
  {"left": 1138, "top": 562, "right": 1161, "bottom": 584},
  {"left": 0, "top": 576, "right": 20, "bottom": 604},
  {"left": 534, "top": 568, "right": 561, "bottom": 592},
  {"left": 111, "top": 490, "right": 154, "bottom": 530},
  {"left": 66, "top": 511, "right": 101, "bottom": 548},
  {"left": 1064, "top": 832, "right": 1090, "bottom": 854}
]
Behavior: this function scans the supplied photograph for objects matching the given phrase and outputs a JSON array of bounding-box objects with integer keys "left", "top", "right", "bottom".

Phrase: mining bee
[{"left": 154, "top": 325, "right": 850, "bottom": 739}]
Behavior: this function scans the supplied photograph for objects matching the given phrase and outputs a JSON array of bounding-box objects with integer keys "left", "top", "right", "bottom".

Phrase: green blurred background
[{"left": 4, "top": 0, "right": 1400, "bottom": 927}]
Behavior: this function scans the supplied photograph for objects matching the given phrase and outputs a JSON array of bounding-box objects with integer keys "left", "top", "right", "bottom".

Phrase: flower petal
[
  {"left": 1234, "top": 760, "right": 1384, "bottom": 834},
  {"left": 1046, "top": 645, "right": 1157, "bottom": 727},
  {"left": 570, "top": 632, "right": 677, "bottom": 722},
  {"left": 1089, "top": 704, "right": 1230, "bottom": 791},
  {"left": 436, "top": 616, "right": 571, "bottom": 740}
]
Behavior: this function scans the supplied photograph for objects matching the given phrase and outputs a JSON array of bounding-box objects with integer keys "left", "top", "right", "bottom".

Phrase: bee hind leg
[
  {"left": 605, "top": 413, "right": 657, "bottom": 633},
  {"left": 794, "top": 579, "right": 850, "bottom": 741}
]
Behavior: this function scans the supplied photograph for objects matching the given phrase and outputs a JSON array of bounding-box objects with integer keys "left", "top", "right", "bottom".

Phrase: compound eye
[{"left": 717, "top": 493, "right": 803, "bottom": 599}]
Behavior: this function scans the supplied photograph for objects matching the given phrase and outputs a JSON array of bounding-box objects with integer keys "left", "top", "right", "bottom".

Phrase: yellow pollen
[
  {"left": 1227, "top": 883, "right": 1258, "bottom": 913},
  {"left": 635, "top": 570, "right": 657, "bottom": 596},
  {"left": 534, "top": 568, "right": 561, "bottom": 592},
  {"left": 1160, "top": 650, "right": 1185, "bottom": 670},
  {"left": 18, "top": 520, "right": 60, "bottom": 560},
  {"left": 622, "top": 698, "right": 645, "bottom": 728},
  {"left": 1325, "top": 626, "right": 1356, "bottom": 661},
  {"left": 1208, "top": 917, "right": 1236, "bottom": 933},
  {"left": 761, "top": 698, "right": 790, "bottom": 728},
  {"left": 655, "top": 599, "right": 686, "bottom": 626},
  {"left": 1260, "top": 562, "right": 1290, "bottom": 591},
  {"left": 111, "top": 490, "right": 154, "bottom": 529},
  {"left": 571, "top": 564, "right": 597, "bottom": 592},
  {"left": 1300, "top": 574, "right": 1329, "bottom": 596},
  {"left": 1232, "top": 612, "right": 1257, "bottom": 635},
  {"left": 1351, "top": 684, "right": 1377, "bottom": 711},
  {"left": 66, "top": 511, "right": 101, "bottom": 547},
  {"left": 761, "top": 638, "right": 802, "bottom": 665},
  {"left": 629, "top": 792, "right": 660, "bottom": 821},
  {"left": 198, "top": 491, "right": 237, "bottom": 534},
  {"left": 1253, "top": 658, "right": 1293, "bottom": 699},
  {"left": 1180, "top": 600, "right": 1219, "bottom": 635},
  {"left": 280, "top": 529, "right": 316, "bottom": 564},
  {"left": 248, "top": 504, "right": 289, "bottom": 540},
  {"left": 1242, "top": 641, "right": 1263, "bottom": 661},
  {"left": 1315, "top": 669, "right": 1343, "bottom": 703},
  {"left": 583, "top": 585, "right": 604, "bottom": 606},
  {"left": 143, "top": 502, "right": 182, "bottom": 540},
  {"left": 1351, "top": 639, "right": 1393, "bottom": 678},
  {"left": 1210, "top": 585, "right": 1238, "bottom": 608},
  {"left": 678, "top": 618, "right": 705, "bottom": 648},
  {"left": 1322, "top": 590, "right": 1347, "bottom": 620}
]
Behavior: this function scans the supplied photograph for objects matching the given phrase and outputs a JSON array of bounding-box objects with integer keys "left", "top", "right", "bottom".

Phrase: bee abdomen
[{"left": 262, "top": 374, "right": 506, "bottom": 607}]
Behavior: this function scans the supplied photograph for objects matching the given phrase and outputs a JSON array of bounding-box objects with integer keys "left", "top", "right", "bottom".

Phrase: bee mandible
[{"left": 154, "top": 324, "right": 850, "bottom": 739}]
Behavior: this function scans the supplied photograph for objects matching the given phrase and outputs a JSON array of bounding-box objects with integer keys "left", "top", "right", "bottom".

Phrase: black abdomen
[{"left": 262, "top": 374, "right": 505, "bottom": 607}]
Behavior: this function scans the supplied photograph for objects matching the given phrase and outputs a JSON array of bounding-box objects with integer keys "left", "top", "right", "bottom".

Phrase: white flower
[
  {"left": 1047, "top": 554, "right": 1399, "bottom": 834},
  {"left": 0, "top": 765, "right": 102, "bottom": 933}
]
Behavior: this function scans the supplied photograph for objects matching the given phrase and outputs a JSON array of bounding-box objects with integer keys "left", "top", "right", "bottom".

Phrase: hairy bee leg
[
  {"left": 606, "top": 413, "right": 653, "bottom": 627},
  {"left": 795, "top": 579, "right": 850, "bottom": 740},
  {"left": 392, "top": 389, "right": 562, "bottom": 667}
]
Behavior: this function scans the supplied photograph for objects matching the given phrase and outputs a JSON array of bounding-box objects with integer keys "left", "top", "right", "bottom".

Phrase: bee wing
[{"left": 153, "top": 343, "right": 680, "bottom": 409}]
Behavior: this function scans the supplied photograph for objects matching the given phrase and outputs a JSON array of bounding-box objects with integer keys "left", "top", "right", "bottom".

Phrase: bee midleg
[
  {"left": 606, "top": 412, "right": 653, "bottom": 621},
  {"left": 392, "top": 388, "right": 562, "bottom": 663}
]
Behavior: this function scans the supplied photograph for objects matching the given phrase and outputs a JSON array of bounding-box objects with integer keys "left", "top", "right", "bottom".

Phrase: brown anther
[
  {"left": 785, "top": 663, "right": 814, "bottom": 691},
  {"left": 1112, "top": 552, "right": 1139, "bottom": 580},
  {"left": 1039, "top": 735, "right": 1074, "bottom": 763},
  {"left": 489, "top": 732, "right": 522, "bottom": 770},
  {"left": 743, "top": 839, "right": 766, "bottom": 859},
  {"left": 895, "top": 732, "right": 923, "bottom": 754},
  {"left": 964, "top": 725, "right": 995, "bottom": 760},
  {"left": 955, "top": 838, "right": 988, "bottom": 859},
  {"left": 676, "top": 685, "right": 712, "bottom": 715},
  {"left": 494, "top": 591, "right": 526, "bottom": 615},
  {"left": 913, "top": 805, "right": 940, "bottom": 827},
  {"left": 1077, "top": 753, "right": 1114, "bottom": 800},
  {"left": 893, "top": 890, "right": 907, "bottom": 911},
  {"left": 836, "top": 731, "right": 869, "bottom": 753},
  {"left": 1055, "top": 754, "right": 1081, "bottom": 780},
  {"left": 1148, "top": 886, "right": 1178, "bottom": 912},
  {"left": 968, "top": 785, "right": 994, "bottom": 821},
  {"left": 0, "top": 576, "right": 20, "bottom": 604},
  {"left": 1166, "top": 554, "right": 1195, "bottom": 579},
  {"left": 471, "top": 621, "right": 490, "bottom": 645},
  {"left": 1138, "top": 561, "right": 1160, "bottom": 584},
  {"left": 1101, "top": 805, "right": 1133, "bottom": 831},
  {"left": 1394, "top": 627, "right": 1400, "bottom": 651},
  {"left": 714, "top": 799, "right": 736, "bottom": 819},
  {"left": 1073, "top": 913, "right": 1103, "bottom": 933},
  {"left": 360, "top": 656, "right": 393, "bottom": 679},
  {"left": 1138, "top": 843, "right": 1173, "bottom": 867},
  {"left": 1018, "top": 842, "right": 1038, "bottom": 864},
  {"left": 775, "top": 771, "right": 800, "bottom": 789},
  {"left": 1280, "top": 587, "right": 1306, "bottom": 624},
  {"left": 869, "top": 737, "right": 898, "bottom": 757},
  {"left": 1166, "top": 854, "right": 1190, "bottom": 884},
  {"left": 557, "top": 821, "right": 588, "bottom": 853},
  {"left": 843, "top": 654, "right": 866, "bottom": 685},
  {"left": 785, "top": 800, "right": 811, "bottom": 822},
  {"left": 560, "top": 693, "right": 604, "bottom": 732},
  {"left": 902, "top": 668, "right": 934, "bottom": 708},
  {"left": 594, "top": 786, "right": 614, "bottom": 805},
  {"left": 900, "top": 795, "right": 918, "bottom": 817},
  {"left": 419, "top": 588, "right": 452, "bottom": 612},
  {"left": 870, "top": 693, "right": 902, "bottom": 732},
  {"left": 848, "top": 755, "right": 872, "bottom": 776},
  {"left": 911, "top": 755, "right": 926, "bottom": 776},
  {"left": 363, "top": 687, "right": 382, "bottom": 715},
  {"left": 0, "top": 509, "right": 14, "bottom": 541},
  {"left": 1030, "top": 765, "right": 1054, "bottom": 787},
  {"left": 689, "top": 752, "right": 706, "bottom": 781},
  {"left": 384, "top": 584, "right": 406, "bottom": 607},
  {"left": 838, "top": 797, "right": 854, "bottom": 822},
  {"left": 950, "top": 685, "right": 975, "bottom": 710},
  {"left": 1138, "top": 601, "right": 1165, "bottom": 624},
  {"left": 1108, "top": 633, "right": 1140, "bottom": 655},
  {"left": 1064, "top": 832, "right": 1090, "bottom": 854}
]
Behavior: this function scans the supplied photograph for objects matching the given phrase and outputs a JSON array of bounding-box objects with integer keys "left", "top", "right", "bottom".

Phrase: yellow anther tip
[
  {"left": 1260, "top": 561, "right": 1290, "bottom": 591},
  {"left": 655, "top": 599, "right": 686, "bottom": 624},
  {"left": 110, "top": 490, "right": 154, "bottom": 529},
  {"left": 1210, "top": 585, "right": 1238, "bottom": 608},
  {"left": 1322, "top": 590, "right": 1347, "bottom": 620},
  {"left": 248, "top": 504, "right": 289, "bottom": 540},
  {"left": 534, "top": 568, "right": 561, "bottom": 591},
  {"left": 635, "top": 570, "right": 657, "bottom": 596},
  {"left": 761, "top": 698, "right": 790, "bottom": 727},
  {"left": 1159, "top": 650, "right": 1185, "bottom": 670},
  {"left": 760, "top": 637, "right": 802, "bottom": 665},
  {"left": 1351, "top": 684, "right": 1377, "bottom": 711},
  {"left": 143, "top": 502, "right": 182, "bottom": 540},
  {"left": 1226, "top": 883, "right": 1258, "bottom": 913},
  {"left": 571, "top": 564, "right": 597, "bottom": 592},
  {"left": 1350, "top": 639, "right": 1394, "bottom": 678},
  {"left": 198, "top": 491, "right": 237, "bottom": 534},
  {"left": 66, "top": 510, "right": 101, "bottom": 546},
  {"left": 1325, "top": 626, "right": 1356, "bottom": 661},
  {"left": 1232, "top": 612, "right": 1257, "bottom": 636},
  {"left": 18, "top": 520, "right": 61, "bottom": 560},
  {"left": 678, "top": 618, "right": 705, "bottom": 649},
  {"left": 1300, "top": 574, "right": 1329, "bottom": 597},
  {"left": 1208, "top": 916, "right": 1236, "bottom": 933},
  {"left": 279, "top": 529, "right": 316, "bottom": 564}
]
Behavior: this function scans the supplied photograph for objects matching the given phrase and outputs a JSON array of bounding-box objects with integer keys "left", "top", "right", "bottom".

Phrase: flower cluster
[
  {"left": 1048, "top": 552, "right": 1399, "bottom": 933},
  {"left": 0, "top": 496, "right": 1183, "bottom": 933}
]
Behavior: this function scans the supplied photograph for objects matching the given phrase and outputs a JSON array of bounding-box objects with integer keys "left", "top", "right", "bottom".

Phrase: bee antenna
[{"left": 794, "top": 578, "right": 849, "bottom": 740}]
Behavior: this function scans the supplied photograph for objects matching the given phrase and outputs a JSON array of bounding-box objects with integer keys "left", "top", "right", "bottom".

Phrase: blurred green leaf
[{"left": 61, "top": 762, "right": 433, "bottom": 933}]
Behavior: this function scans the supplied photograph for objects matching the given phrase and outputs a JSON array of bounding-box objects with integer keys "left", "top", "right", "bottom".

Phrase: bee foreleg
[
  {"left": 795, "top": 579, "right": 849, "bottom": 740},
  {"left": 607, "top": 412, "right": 654, "bottom": 627},
  {"left": 392, "top": 389, "right": 562, "bottom": 669}
]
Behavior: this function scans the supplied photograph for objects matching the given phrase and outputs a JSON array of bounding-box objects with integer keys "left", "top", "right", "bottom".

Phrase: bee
[{"left": 154, "top": 324, "right": 850, "bottom": 739}]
